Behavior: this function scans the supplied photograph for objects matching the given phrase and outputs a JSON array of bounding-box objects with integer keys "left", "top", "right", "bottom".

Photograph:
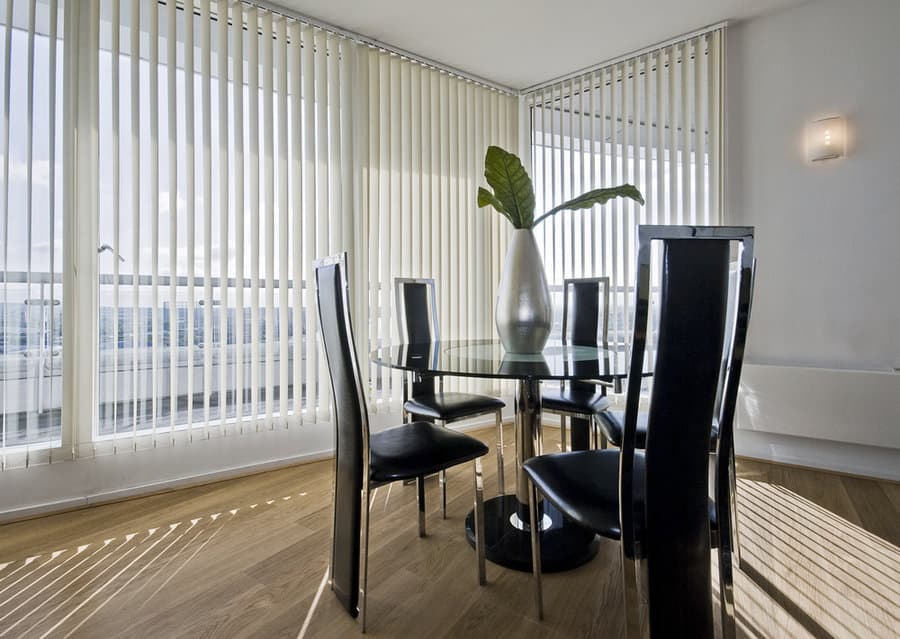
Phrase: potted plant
[{"left": 478, "top": 145, "right": 644, "bottom": 353}]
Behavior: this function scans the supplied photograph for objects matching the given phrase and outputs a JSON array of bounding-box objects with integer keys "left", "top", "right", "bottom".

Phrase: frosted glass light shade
[{"left": 807, "top": 116, "right": 846, "bottom": 162}]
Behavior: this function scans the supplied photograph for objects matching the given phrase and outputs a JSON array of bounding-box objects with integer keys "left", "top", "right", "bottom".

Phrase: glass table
[{"left": 371, "top": 338, "right": 650, "bottom": 572}]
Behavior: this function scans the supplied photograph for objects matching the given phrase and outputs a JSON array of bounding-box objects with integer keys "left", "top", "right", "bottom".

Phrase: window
[
  {"left": 0, "top": 0, "right": 63, "bottom": 460},
  {"left": 526, "top": 31, "right": 724, "bottom": 346},
  {"left": 94, "top": 2, "right": 341, "bottom": 445},
  {"left": 0, "top": 0, "right": 517, "bottom": 467}
]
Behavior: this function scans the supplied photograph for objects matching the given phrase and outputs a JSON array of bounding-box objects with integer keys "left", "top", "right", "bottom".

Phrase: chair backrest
[
  {"left": 620, "top": 226, "right": 754, "bottom": 637},
  {"left": 394, "top": 277, "right": 440, "bottom": 344},
  {"left": 314, "top": 253, "right": 368, "bottom": 617},
  {"left": 712, "top": 253, "right": 756, "bottom": 621},
  {"left": 560, "top": 277, "right": 610, "bottom": 347},
  {"left": 394, "top": 277, "right": 440, "bottom": 396}
]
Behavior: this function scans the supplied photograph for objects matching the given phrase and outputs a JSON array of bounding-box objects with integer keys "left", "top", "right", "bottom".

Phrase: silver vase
[{"left": 495, "top": 229, "right": 552, "bottom": 354}]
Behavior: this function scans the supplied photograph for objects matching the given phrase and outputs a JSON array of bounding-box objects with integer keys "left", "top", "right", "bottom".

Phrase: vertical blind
[
  {"left": 0, "top": 0, "right": 517, "bottom": 467},
  {"left": 0, "top": 0, "right": 62, "bottom": 469},
  {"left": 90, "top": 1, "right": 358, "bottom": 456},
  {"left": 356, "top": 47, "right": 517, "bottom": 405},
  {"left": 2, "top": 2, "right": 724, "bottom": 469},
  {"left": 524, "top": 29, "right": 724, "bottom": 347}
]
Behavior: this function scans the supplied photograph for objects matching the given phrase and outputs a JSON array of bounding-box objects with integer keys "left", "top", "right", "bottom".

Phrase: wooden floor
[{"left": 0, "top": 424, "right": 898, "bottom": 638}]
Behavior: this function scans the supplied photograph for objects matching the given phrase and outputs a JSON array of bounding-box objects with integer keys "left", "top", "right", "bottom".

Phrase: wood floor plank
[{"left": 1, "top": 424, "right": 898, "bottom": 638}]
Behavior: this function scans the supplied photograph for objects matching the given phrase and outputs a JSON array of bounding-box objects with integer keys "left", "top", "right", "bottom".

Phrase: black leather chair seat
[
  {"left": 596, "top": 410, "right": 719, "bottom": 448},
  {"left": 523, "top": 450, "right": 643, "bottom": 540},
  {"left": 524, "top": 450, "right": 719, "bottom": 549},
  {"left": 370, "top": 421, "right": 489, "bottom": 483},
  {"left": 404, "top": 392, "right": 505, "bottom": 422},
  {"left": 541, "top": 386, "right": 610, "bottom": 416}
]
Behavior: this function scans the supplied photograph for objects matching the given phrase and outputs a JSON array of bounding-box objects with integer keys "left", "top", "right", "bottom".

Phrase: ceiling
[{"left": 273, "top": 0, "right": 807, "bottom": 90}]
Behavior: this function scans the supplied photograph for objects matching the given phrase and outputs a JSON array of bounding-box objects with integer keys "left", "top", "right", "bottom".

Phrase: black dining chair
[
  {"left": 541, "top": 277, "right": 613, "bottom": 451},
  {"left": 593, "top": 256, "right": 755, "bottom": 575},
  {"left": 523, "top": 226, "right": 754, "bottom": 639},
  {"left": 594, "top": 262, "right": 743, "bottom": 452},
  {"left": 395, "top": 277, "right": 507, "bottom": 507},
  {"left": 316, "top": 254, "right": 489, "bottom": 633}
]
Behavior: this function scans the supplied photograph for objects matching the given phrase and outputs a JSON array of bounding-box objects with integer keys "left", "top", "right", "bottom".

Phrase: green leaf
[
  {"left": 477, "top": 187, "right": 515, "bottom": 226},
  {"left": 477, "top": 186, "right": 506, "bottom": 214},
  {"left": 532, "top": 184, "right": 645, "bottom": 228},
  {"left": 483, "top": 145, "right": 535, "bottom": 229}
]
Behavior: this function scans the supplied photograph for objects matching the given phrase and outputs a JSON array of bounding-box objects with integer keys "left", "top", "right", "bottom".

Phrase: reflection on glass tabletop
[{"left": 371, "top": 339, "right": 652, "bottom": 381}]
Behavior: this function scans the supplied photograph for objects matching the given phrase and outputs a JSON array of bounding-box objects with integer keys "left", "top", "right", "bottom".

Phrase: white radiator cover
[{"left": 735, "top": 363, "right": 900, "bottom": 480}]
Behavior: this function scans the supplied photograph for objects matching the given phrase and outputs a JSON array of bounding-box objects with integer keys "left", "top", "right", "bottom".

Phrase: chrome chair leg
[
  {"left": 719, "top": 542, "right": 737, "bottom": 639},
  {"left": 593, "top": 416, "right": 608, "bottom": 450},
  {"left": 559, "top": 415, "right": 567, "bottom": 452},
  {"left": 621, "top": 547, "right": 641, "bottom": 639},
  {"left": 440, "top": 469, "right": 447, "bottom": 519},
  {"left": 719, "top": 448, "right": 739, "bottom": 639},
  {"left": 439, "top": 419, "right": 448, "bottom": 519},
  {"left": 360, "top": 481, "right": 372, "bottom": 633},
  {"left": 730, "top": 448, "right": 742, "bottom": 569},
  {"left": 417, "top": 475, "right": 426, "bottom": 537},
  {"left": 495, "top": 409, "right": 505, "bottom": 495},
  {"left": 529, "top": 480, "right": 543, "bottom": 620},
  {"left": 473, "top": 457, "right": 486, "bottom": 585}
]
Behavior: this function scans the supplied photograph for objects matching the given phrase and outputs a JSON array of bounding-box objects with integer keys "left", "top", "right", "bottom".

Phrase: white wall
[{"left": 726, "top": 0, "right": 900, "bottom": 478}]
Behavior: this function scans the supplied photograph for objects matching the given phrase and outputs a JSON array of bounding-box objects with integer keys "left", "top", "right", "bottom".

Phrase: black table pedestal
[
  {"left": 465, "top": 495, "right": 599, "bottom": 572},
  {"left": 463, "top": 378, "right": 599, "bottom": 572}
]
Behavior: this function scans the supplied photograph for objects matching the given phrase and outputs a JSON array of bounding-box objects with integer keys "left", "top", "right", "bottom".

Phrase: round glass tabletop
[{"left": 371, "top": 338, "right": 650, "bottom": 381}]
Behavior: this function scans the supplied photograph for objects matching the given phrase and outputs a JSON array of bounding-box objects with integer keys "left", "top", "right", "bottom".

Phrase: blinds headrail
[{"left": 520, "top": 21, "right": 727, "bottom": 96}]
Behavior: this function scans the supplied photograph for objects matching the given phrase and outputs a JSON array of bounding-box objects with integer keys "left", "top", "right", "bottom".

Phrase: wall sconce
[{"left": 806, "top": 116, "right": 846, "bottom": 162}]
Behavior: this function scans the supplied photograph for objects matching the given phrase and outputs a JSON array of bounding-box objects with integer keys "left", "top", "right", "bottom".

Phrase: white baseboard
[
  {"left": 0, "top": 449, "right": 334, "bottom": 523},
  {"left": 735, "top": 430, "right": 900, "bottom": 482}
]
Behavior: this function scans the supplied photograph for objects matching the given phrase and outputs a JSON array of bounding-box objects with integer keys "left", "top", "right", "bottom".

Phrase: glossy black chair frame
[
  {"left": 315, "top": 255, "right": 487, "bottom": 633},
  {"left": 394, "top": 277, "right": 506, "bottom": 504},
  {"left": 543, "top": 276, "right": 613, "bottom": 451},
  {"left": 528, "top": 226, "right": 754, "bottom": 639}
]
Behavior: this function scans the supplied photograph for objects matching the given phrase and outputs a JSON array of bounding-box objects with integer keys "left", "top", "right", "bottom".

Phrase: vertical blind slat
[
  {"left": 288, "top": 19, "right": 302, "bottom": 421},
  {"left": 301, "top": 23, "right": 315, "bottom": 417},
  {"left": 216, "top": 0, "right": 229, "bottom": 428},
  {"left": 314, "top": 29, "right": 328, "bottom": 415},
  {"left": 276, "top": 16, "right": 289, "bottom": 427},
  {"left": 1, "top": 0, "right": 12, "bottom": 461},
  {"left": 129, "top": 0, "right": 141, "bottom": 443},
  {"left": 587, "top": 75, "right": 596, "bottom": 275},
  {"left": 47, "top": 0, "right": 59, "bottom": 455},
  {"left": 184, "top": 0, "right": 195, "bottom": 438},
  {"left": 710, "top": 30, "right": 722, "bottom": 221},
  {"left": 232, "top": 1, "right": 244, "bottom": 430},
  {"left": 167, "top": 0, "right": 178, "bottom": 441},
  {"left": 680, "top": 41, "right": 690, "bottom": 226},
  {"left": 247, "top": 6, "right": 260, "bottom": 427},
  {"left": 109, "top": 0, "right": 121, "bottom": 445},
  {"left": 694, "top": 38, "right": 705, "bottom": 226},
  {"left": 200, "top": 0, "right": 212, "bottom": 437},
  {"left": 23, "top": 0, "right": 35, "bottom": 443},
  {"left": 261, "top": 11, "right": 274, "bottom": 428},
  {"left": 148, "top": 0, "right": 159, "bottom": 442}
]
